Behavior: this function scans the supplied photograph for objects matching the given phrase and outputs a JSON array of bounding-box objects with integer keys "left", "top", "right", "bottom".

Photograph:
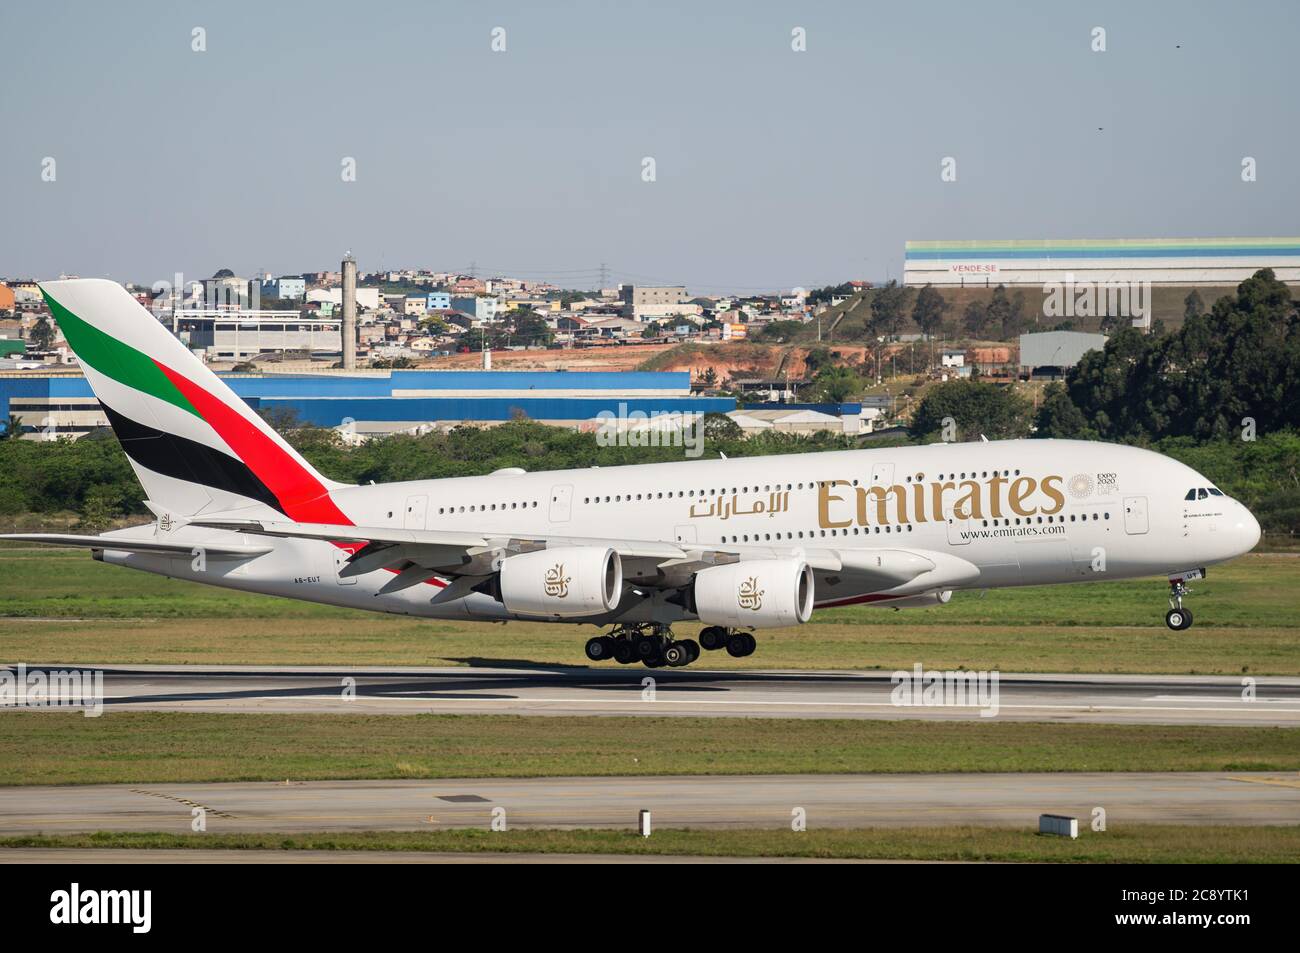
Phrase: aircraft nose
[{"left": 1235, "top": 504, "right": 1261, "bottom": 554}]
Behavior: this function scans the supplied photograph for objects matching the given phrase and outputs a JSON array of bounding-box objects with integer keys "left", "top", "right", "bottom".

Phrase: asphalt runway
[
  {"left": 0, "top": 773, "right": 1295, "bottom": 835},
  {"left": 5, "top": 663, "right": 1300, "bottom": 725}
]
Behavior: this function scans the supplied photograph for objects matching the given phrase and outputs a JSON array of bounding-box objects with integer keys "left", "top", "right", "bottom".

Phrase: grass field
[
  {"left": 1, "top": 547, "right": 1296, "bottom": 673},
  {"left": 2, "top": 711, "right": 1296, "bottom": 785},
  {"left": 2, "top": 825, "right": 1295, "bottom": 862}
]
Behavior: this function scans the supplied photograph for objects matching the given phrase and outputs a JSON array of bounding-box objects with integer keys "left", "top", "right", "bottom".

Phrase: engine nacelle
[
  {"left": 498, "top": 546, "right": 622, "bottom": 619},
  {"left": 880, "top": 590, "right": 952, "bottom": 610},
  {"left": 692, "top": 559, "right": 814, "bottom": 628}
]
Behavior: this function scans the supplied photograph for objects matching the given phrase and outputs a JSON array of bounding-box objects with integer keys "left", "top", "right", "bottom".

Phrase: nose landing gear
[{"left": 1165, "top": 578, "right": 1194, "bottom": 630}]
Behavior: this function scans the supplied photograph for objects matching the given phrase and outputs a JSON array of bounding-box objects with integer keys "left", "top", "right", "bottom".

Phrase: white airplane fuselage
[{"left": 100, "top": 438, "right": 1260, "bottom": 626}]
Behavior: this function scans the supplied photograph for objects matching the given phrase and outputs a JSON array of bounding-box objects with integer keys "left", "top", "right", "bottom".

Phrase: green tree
[
  {"left": 909, "top": 380, "right": 1032, "bottom": 441},
  {"left": 803, "top": 346, "right": 832, "bottom": 375},
  {"left": 961, "top": 300, "right": 991, "bottom": 338},
  {"left": 420, "top": 314, "right": 451, "bottom": 335},
  {"left": 29, "top": 315, "right": 55, "bottom": 350},
  {"left": 911, "top": 284, "right": 949, "bottom": 337},
  {"left": 1033, "top": 383, "right": 1092, "bottom": 438},
  {"left": 985, "top": 285, "right": 1012, "bottom": 340},
  {"left": 1184, "top": 289, "right": 1205, "bottom": 321},
  {"left": 510, "top": 312, "right": 554, "bottom": 347},
  {"left": 1059, "top": 269, "right": 1299, "bottom": 441},
  {"left": 76, "top": 483, "right": 124, "bottom": 531},
  {"left": 1004, "top": 290, "right": 1030, "bottom": 338},
  {"left": 868, "top": 281, "right": 910, "bottom": 338},
  {"left": 811, "top": 365, "right": 861, "bottom": 403},
  {"left": 703, "top": 413, "right": 743, "bottom": 441}
]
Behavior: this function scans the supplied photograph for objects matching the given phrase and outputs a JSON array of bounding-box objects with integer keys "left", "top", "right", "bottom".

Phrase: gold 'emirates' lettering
[{"left": 818, "top": 474, "right": 1065, "bottom": 528}]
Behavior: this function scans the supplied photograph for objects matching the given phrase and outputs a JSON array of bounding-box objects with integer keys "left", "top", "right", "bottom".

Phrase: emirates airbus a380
[{"left": 5, "top": 280, "right": 1262, "bottom": 668}]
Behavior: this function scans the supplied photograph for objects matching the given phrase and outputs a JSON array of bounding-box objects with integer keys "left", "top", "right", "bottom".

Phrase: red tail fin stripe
[{"left": 152, "top": 358, "right": 351, "bottom": 525}]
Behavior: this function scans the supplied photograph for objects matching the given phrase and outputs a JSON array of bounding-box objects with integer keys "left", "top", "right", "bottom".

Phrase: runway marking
[
  {"left": 206, "top": 694, "right": 1300, "bottom": 716},
  {"left": 1148, "top": 694, "right": 1293, "bottom": 702},
  {"left": 130, "top": 788, "right": 236, "bottom": 818},
  {"left": 1225, "top": 775, "right": 1300, "bottom": 789}
]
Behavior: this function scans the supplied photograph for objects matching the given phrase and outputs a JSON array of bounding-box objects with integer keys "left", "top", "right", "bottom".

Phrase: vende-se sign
[{"left": 949, "top": 263, "right": 1000, "bottom": 274}]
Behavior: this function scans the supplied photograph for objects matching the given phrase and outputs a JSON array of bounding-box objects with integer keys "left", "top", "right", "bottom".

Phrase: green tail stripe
[{"left": 42, "top": 289, "right": 198, "bottom": 418}]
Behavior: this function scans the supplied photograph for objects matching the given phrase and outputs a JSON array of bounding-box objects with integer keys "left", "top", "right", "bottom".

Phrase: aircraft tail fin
[{"left": 40, "top": 279, "right": 350, "bottom": 521}]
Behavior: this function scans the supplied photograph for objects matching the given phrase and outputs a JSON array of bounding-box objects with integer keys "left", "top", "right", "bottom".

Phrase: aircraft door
[
  {"left": 333, "top": 544, "right": 358, "bottom": 585},
  {"left": 945, "top": 513, "right": 971, "bottom": 545},
  {"left": 549, "top": 484, "right": 573, "bottom": 523},
  {"left": 404, "top": 494, "right": 428, "bottom": 530},
  {"left": 1123, "top": 496, "right": 1149, "bottom": 535}
]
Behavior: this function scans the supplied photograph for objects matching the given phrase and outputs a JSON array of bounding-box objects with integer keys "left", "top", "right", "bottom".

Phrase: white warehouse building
[{"left": 903, "top": 238, "right": 1300, "bottom": 287}]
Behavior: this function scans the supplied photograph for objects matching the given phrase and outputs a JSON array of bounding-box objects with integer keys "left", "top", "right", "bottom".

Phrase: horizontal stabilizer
[{"left": 0, "top": 533, "right": 272, "bottom": 558}]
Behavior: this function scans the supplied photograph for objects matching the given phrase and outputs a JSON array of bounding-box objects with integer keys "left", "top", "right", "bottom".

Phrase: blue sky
[{"left": 1, "top": 0, "right": 1295, "bottom": 292}]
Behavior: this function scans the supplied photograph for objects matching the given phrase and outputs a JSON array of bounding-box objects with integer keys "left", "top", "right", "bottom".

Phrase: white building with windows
[
  {"left": 904, "top": 237, "right": 1300, "bottom": 287},
  {"left": 174, "top": 311, "right": 342, "bottom": 361}
]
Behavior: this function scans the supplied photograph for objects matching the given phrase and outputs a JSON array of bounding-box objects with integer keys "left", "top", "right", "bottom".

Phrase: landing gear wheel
[
  {"left": 699, "top": 626, "right": 727, "bottom": 651},
  {"left": 635, "top": 634, "right": 662, "bottom": 659},
  {"left": 1166, "top": 579, "right": 1194, "bottom": 631},
  {"left": 585, "top": 636, "right": 614, "bottom": 661},
  {"left": 681, "top": 639, "right": 700, "bottom": 664},
  {"left": 643, "top": 652, "right": 665, "bottom": 668},
  {"left": 614, "top": 641, "right": 638, "bottom": 664},
  {"left": 662, "top": 641, "right": 690, "bottom": 667},
  {"left": 726, "top": 633, "right": 756, "bottom": 658}
]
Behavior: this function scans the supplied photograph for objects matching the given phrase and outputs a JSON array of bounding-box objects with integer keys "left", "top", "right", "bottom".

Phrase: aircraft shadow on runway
[{"left": 6, "top": 665, "right": 1298, "bottom": 708}]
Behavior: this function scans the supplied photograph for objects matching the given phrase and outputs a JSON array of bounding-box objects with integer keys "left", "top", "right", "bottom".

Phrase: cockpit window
[
  {"left": 1197, "top": 488, "right": 1209, "bottom": 500},
  {"left": 1208, "top": 487, "right": 1224, "bottom": 497},
  {"left": 1185, "top": 489, "right": 1197, "bottom": 501}
]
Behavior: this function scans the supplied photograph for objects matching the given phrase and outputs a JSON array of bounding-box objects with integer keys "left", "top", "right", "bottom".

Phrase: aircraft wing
[
  {"left": 0, "top": 532, "right": 273, "bottom": 558},
  {"left": 189, "top": 517, "right": 978, "bottom": 599}
]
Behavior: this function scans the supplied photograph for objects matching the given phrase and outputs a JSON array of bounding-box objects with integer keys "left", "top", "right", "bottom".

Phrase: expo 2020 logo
[{"left": 1068, "top": 473, "right": 1095, "bottom": 500}]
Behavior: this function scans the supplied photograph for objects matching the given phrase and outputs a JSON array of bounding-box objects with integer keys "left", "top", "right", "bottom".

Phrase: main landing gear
[
  {"left": 1165, "top": 579, "right": 1194, "bottom": 631},
  {"left": 699, "top": 626, "right": 756, "bottom": 658},
  {"left": 584, "top": 624, "right": 756, "bottom": 668}
]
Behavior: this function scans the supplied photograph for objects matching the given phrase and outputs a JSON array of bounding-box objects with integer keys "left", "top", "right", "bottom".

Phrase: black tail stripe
[{"left": 101, "top": 402, "right": 287, "bottom": 515}]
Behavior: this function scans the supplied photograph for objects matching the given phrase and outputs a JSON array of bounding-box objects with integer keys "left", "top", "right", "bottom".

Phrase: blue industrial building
[{"left": 0, "top": 369, "right": 735, "bottom": 438}]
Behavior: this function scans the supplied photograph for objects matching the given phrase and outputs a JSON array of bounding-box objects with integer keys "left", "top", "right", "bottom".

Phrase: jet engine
[
  {"left": 498, "top": 546, "right": 622, "bottom": 619},
  {"left": 691, "top": 559, "right": 814, "bottom": 628}
]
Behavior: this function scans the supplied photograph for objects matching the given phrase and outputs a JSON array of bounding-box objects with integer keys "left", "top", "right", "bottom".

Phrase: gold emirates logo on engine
[
  {"left": 737, "top": 576, "right": 764, "bottom": 610},
  {"left": 544, "top": 563, "right": 570, "bottom": 598}
]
